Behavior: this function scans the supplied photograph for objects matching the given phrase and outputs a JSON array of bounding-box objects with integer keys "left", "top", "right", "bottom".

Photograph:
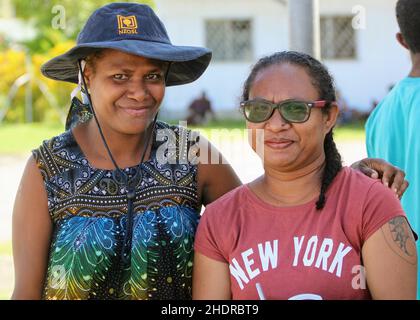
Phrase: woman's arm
[
  {"left": 197, "top": 136, "right": 242, "bottom": 206},
  {"left": 362, "top": 216, "right": 417, "bottom": 299},
  {"left": 193, "top": 252, "right": 232, "bottom": 299},
  {"left": 11, "top": 156, "right": 52, "bottom": 299}
]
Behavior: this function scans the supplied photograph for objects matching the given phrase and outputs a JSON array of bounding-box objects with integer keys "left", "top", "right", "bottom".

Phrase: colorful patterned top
[{"left": 32, "top": 121, "right": 200, "bottom": 300}]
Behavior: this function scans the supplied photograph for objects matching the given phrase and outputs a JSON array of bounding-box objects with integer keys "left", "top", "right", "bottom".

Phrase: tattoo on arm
[
  {"left": 382, "top": 216, "right": 417, "bottom": 265},
  {"left": 389, "top": 217, "right": 412, "bottom": 255}
]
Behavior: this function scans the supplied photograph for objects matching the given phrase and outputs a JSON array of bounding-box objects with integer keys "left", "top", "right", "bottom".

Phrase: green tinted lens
[
  {"left": 244, "top": 102, "right": 272, "bottom": 122},
  {"left": 280, "top": 101, "right": 309, "bottom": 122}
]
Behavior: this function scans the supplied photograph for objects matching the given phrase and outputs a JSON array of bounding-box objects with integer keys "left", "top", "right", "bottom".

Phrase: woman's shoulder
[
  {"left": 326, "top": 167, "right": 404, "bottom": 250},
  {"left": 31, "top": 129, "right": 86, "bottom": 179},
  {"left": 154, "top": 120, "right": 200, "bottom": 163},
  {"left": 155, "top": 120, "right": 196, "bottom": 136},
  {"left": 331, "top": 167, "right": 405, "bottom": 216},
  {"left": 33, "top": 130, "right": 74, "bottom": 154},
  {"left": 333, "top": 166, "right": 385, "bottom": 194},
  {"left": 154, "top": 120, "right": 198, "bottom": 140},
  {"left": 204, "top": 184, "right": 247, "bottom": 214},
  {"left": 329, "top": 166, "right": 402, "bottom": 218},
  {"left": 198, "top": 185, "right": 248, "bottom": 240},
  {"left": 334, "top": 166, "right": 404, "bottom": 213},
  {"left": 346, "top": 165, "right": 402, "bottom": 206}
]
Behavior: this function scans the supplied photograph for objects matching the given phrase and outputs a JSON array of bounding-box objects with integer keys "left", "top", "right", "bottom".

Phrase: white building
[
  {"left": 155, "top": 0, "right": 411, "bottom": 118},
  {"left": 0, "top": 0, "right": 36, "bottom": 44}
]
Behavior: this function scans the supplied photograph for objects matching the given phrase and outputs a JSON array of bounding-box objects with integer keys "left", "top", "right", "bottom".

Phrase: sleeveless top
[{"left": 32, "top": 121, "right": 201, "bottom": 300}]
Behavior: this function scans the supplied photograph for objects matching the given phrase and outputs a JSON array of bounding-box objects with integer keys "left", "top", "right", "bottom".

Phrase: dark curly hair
[
  {"left": 242, "top": 51, "right": 342, "bottom": 210},
  {"left": 396, "top": 0, "right": 420, "bottom": 53}
]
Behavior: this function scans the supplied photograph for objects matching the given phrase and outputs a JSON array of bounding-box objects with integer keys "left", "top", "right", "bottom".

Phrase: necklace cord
[{"left": 77, "top": 59, "right": 162, "bottom": 265}]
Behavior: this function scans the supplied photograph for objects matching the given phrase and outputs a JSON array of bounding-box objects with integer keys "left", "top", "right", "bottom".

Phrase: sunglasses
[{"left": 240, "top": 99, "right": 332, "bottom": 123}]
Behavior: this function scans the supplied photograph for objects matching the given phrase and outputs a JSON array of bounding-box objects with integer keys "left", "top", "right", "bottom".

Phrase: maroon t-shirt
[{"left": 194, "top": 167, "right": 407, "bottom": 300}]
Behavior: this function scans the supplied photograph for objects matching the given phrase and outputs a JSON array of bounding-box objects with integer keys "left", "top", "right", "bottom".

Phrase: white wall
[
  {"left": 0, "top": 19, "right": 36, "bottom": 42},
  {"left": 320, "top": 0, "right": 411, "bottom": 110},
  {"left": 156, "top": 0, "right": 411, "bottom": 116},
  {"left": 156, "top": 0, "right": 288, "bottom": 117}
]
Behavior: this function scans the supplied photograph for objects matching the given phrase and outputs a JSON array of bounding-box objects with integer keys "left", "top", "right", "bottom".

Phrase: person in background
[
  {"left": 336, "top": 90, "right": 353, "bottom": 125},
  {"left": 187, "top": 91, "right": 216, "bottom": 125},
  {"left": 366, "top": 0, "right": 420, "bottom": 298}
]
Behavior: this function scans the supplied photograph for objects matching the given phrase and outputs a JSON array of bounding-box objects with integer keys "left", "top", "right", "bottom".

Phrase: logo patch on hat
[{"left": 117, "top": 15, "right": 138, "bottom": 35}]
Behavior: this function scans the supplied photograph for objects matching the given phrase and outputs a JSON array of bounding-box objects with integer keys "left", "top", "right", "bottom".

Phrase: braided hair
[{"left": 242, "top": 51, "right": 342, "bottom": 210}]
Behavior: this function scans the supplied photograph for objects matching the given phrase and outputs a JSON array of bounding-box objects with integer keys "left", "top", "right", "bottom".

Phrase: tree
[{"left": 1, "top": 1, "right": 156, "bottom": 123}]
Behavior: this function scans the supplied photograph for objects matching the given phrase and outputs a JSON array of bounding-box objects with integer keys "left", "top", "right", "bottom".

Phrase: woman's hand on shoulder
[{"left": 351, "top": 158, "right": 408, "bottom": 199}]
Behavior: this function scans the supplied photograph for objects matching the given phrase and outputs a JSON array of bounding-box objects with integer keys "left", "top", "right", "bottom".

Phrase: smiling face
[
  {"left": 83, "top": 49, "right": 167, "bottom": 135},
  {"left": 246, "top": 63, "right": 338, "bottom": 172}
]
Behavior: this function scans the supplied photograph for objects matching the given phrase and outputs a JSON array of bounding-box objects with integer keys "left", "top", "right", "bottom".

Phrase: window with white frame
[
  {"left": 205, "top": 19, "right": 253, "bottom": 62},
  {"left": 321, "top": 16, "right": 356, "bottom": 60}
]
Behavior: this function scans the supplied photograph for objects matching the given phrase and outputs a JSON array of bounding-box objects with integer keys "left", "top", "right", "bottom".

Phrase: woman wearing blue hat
[{"left": 11, "top": 3, "right": 409, "bottom": 300}]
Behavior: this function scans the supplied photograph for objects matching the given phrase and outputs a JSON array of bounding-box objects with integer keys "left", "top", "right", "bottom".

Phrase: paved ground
[
  {"left": 0, "top": 140, "right": 366, "bottom": 299},
  {"left": 0, "top": 155, "right": 27, "bottom": 243},
  {"left": 0, "top": 256, "right": 13, "bottom": 298}
]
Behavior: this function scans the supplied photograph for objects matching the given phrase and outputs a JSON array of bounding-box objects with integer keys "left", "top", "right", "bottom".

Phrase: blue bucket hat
[{"left": 41, "top": 2, "right": 212, "bottom": 86}]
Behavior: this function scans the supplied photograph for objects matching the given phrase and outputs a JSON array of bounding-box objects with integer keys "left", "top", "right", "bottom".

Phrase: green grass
[
  {"left": 190, "top": 119, "right": 246, "bottom": 130},
  {"left": 0, "top": 123, "right": 63, "bottom": 155},
  {"left": 334, "top": 122, "right": 366, "bottom": 141},
  {"left": 0, "top": 292, "right": 10, "bottom": 300},
  {"left": 0, "top": 120, "right": 365, "bottom": 155},
  {"left": 0, "top": 241, "right": 12, "bottom": 256}
]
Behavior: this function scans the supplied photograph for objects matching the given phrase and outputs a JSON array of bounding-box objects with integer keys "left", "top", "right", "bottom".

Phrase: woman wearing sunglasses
[{"left": 192, "top": 51, "right": 418, "bottom": 300}]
